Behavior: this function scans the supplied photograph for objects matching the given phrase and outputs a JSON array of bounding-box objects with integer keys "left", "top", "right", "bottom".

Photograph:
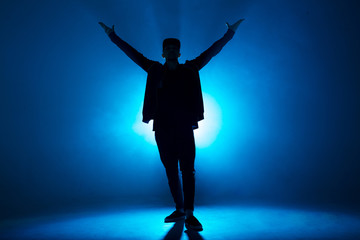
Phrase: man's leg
[
  {"left": 177, "top": 127, "right": 203, "bottom": 231},
  {"left": 177, "top": 127, "right": 195, "bottom": 212},
  {"left": 155, "top": 128, "right": 184, "bottom": 213}
]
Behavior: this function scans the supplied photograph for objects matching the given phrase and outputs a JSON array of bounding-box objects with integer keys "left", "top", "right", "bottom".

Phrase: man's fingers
[
  {"left": 236, "top": 19, "right": 245, "bottom": 24},
  {"left": 226, "top": 19, "right": 245, "bottom": 31},
  {"left": 98, "top": 22, "right": 115, "bottom": 35},
  {"left": 99, "top": 22, "right": 112, "bottom": 30},
  {"left": 99, "top": 22, "right": 107, "bottom": 29}
]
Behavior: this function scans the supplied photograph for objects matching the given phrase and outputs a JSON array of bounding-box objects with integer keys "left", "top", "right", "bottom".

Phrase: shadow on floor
[{"left": 162, "top": 219, "right": 204, "bottom": 240}]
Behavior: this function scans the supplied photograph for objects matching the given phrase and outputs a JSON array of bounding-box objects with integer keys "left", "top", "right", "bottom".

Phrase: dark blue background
[{"left": 1, "top": 0, "right": 359, "bottom": 220}]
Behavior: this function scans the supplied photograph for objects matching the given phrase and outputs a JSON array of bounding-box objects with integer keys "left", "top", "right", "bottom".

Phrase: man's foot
[
  {"left": 164, "top": 210, "right": 186, "bottom": 223},
  {"left": 185, "top": 215, "right": 203, "bottom": 231}
]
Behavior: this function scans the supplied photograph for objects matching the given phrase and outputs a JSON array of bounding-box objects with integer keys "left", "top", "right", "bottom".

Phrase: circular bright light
[
  {"left": 194, "top": 93, "right": 222, "bottom": 148},
  {"left": 132, "top": 109, "right": 156, "bottom": 146},
  {"left": 132, "top": 92, "right": 221, "bottom": 148}
]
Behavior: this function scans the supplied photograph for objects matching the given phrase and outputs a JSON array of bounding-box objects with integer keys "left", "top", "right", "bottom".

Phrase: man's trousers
[{"left": 155, "top": 126, "right": 196, "bottom": 211}]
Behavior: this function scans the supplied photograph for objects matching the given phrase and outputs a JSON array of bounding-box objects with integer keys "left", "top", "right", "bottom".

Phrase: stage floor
[{"left": 1, "top": 205, "right": 360, "bottom": 240}]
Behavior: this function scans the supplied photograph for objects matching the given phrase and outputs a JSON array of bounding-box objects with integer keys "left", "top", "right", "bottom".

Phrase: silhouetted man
[{"left": 99, "top": 19, "right": 244, "bottom": 231}]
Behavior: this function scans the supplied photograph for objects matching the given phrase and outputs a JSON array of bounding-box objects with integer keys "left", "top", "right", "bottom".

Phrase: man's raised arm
[
  {"left": 188, "top": 19, "right": 245, "bottom": 71},
  {"left": 99, "top": 22, "right": 155, "bottom": 72}
]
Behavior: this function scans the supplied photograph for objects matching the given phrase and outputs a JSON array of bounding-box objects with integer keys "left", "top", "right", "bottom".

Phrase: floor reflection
[{"left": 1, "top": 205, "right": 360, "bottom": 240}]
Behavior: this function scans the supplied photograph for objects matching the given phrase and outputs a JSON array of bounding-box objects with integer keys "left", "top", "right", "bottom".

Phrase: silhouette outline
[{"left": 99, "top": 19, "right": 244, "bottom": 231}]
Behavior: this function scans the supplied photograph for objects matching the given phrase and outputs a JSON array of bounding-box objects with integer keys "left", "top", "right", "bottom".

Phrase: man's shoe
[
  {"left": 185, "top": 215, "right": 203, "bottom": 231},
  {"left": 164, "top": 210, "right": 186, "bottom": 223}
]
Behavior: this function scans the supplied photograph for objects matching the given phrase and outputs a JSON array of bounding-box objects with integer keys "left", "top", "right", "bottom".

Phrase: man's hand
[
  {"left": 99, "top": 22, "right": 114, "bottom": 35},
  {"left": 226, "top": 19, "right": 245, "bottom": 32}
]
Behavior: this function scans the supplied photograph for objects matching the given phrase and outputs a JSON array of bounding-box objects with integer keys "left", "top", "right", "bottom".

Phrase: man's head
[{"left": 162, "top": 38, "right": 181, "bottom": 60}]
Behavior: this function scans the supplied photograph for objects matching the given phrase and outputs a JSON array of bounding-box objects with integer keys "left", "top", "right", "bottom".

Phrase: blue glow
[
  {"left": 194, "top": 93, "right": 222, "bottom": 148},
  {"left": 132, "top": 106, "right": 156, "bottom": 146},
  {"left": 1, "top": 0, "right": 359, "bottom": 222},
  {"left": 1, "top": 205, "right": 360, "bottom": 239},
  {"left": 132, "top": 92, "right": 222, "bottom": 148}
]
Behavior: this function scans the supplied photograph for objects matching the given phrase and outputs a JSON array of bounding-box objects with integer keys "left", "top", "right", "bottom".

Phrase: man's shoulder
[
  {"left": 179, "top": 63, "right": 200, "bottom": 80},
  {"left": 183, "top": 61, "right": 198, "bottom": 71},
  {"left": 147, "top": 61, "right": 163, "bottom": 72}
]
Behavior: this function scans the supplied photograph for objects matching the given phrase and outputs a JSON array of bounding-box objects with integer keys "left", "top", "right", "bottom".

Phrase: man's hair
[{"left": 163, "top": 38, "right": 180, "bottom": 50}]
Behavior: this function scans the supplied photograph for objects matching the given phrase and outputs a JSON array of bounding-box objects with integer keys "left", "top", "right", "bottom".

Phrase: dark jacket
[{"left": 108, "top": 29, "right": 235, "bottom": 129}]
